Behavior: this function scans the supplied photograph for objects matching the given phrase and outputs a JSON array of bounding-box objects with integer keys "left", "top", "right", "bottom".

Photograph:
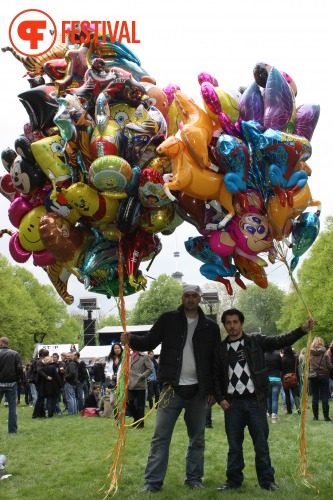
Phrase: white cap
[{"left": 182, "top": 284, "right": 202, "bottom": 296}]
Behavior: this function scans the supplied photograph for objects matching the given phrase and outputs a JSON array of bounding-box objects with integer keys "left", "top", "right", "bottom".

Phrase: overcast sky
[{"left": 0, "top": 0, "right": 331, "bottom": 318}]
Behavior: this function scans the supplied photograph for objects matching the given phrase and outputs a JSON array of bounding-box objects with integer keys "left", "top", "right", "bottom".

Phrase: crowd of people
[{"left": 1, "top": 283, "right": 333, "bottom": 492}]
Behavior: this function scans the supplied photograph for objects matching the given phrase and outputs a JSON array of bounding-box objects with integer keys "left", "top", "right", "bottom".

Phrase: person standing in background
[{"left": 0, "top": 337, "right": 23, "bottom": 433}]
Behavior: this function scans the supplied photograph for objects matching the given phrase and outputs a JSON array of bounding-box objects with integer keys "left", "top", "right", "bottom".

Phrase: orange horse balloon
[{"left": 157, "top": 136, "right": 235, "bottom": 227}]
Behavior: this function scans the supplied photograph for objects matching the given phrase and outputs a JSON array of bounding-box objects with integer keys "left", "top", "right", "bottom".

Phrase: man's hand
[
  {"left": 220, "top": 399, "right": 230, "bottom": 411},
  {"left": 301, "top": 318, "right": 314, "bottom": 332},
  {"left": 208, "top": 395, "right": 216, "bottom": 407},
  {"left": 120, "top": 332, "right": 131, "bottom": 345}
]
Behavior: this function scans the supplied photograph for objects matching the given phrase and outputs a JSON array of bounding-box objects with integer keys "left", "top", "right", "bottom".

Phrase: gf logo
[{"left": 9, "top": 9, "right": 57, "bottom": 57}]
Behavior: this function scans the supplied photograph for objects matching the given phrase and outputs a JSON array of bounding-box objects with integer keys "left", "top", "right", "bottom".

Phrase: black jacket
[
  {"left": 0, "top": 347, "right": 23, "bottom": 382},
  {"left": 213, "top": 326, "right": 307, "bottom": 403},
  {"left": 264, "top": 351, "right": 282, "bottom": 378},
  {"left": 129, "top": 305, "right": 221, "bottom": 396}
]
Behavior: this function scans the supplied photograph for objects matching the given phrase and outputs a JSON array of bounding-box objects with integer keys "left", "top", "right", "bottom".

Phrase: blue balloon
[{"left": 292, "top": 212, "right": 320, "bottom": 258}]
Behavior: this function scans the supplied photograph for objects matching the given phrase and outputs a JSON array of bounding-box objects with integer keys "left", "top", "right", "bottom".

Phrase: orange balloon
[{"left": 267, "top": 184, "right": 321, "bottom": 240}]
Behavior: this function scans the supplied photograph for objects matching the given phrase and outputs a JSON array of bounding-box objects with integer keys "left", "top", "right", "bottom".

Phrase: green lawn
[{"left": 0, "top": 401, "right": 331, "bottom": 499}]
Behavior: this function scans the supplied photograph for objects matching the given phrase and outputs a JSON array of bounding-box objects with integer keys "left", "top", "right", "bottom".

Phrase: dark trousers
[
  {"left": 224, "top": 397, "right": 275, "bottom": 487},
  {"left": 311, "top": 376, "right": 330, "bottom": 405},
  {"left": 147, "top": 380, "right": 160, "bottom": 408},
  {"left": 127, "top": 389, "right": 146, "bottom": 427},
  {"left": 46, "top": 394, "right": 58, "bottom": 417},
  {"left": 32, "top": 385, "right": 46, "bottom": 418}
]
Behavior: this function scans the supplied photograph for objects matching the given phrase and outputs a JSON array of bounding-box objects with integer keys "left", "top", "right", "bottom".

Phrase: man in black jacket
[
  {"left": 121, "top": 284, "right": 220, "bottom": 493},
  {"left": 0, "top": 337, "right": 23, "bottom": 433},
  {"left": 213, "top": 308, "right": 313, "bottom": 492}
]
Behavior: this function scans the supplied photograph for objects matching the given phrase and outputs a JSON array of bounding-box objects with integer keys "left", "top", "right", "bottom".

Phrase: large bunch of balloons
[{"left": 0, "top": 27, "right": 321, "bottom": 302}]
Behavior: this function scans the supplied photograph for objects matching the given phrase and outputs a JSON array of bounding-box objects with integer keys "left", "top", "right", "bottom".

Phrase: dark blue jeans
[
  {"left": 224, "top": 397, "right": 275, "bottom": 487},
  {"left": 0, "top": 383, "right": 17, "bottom": 433}
]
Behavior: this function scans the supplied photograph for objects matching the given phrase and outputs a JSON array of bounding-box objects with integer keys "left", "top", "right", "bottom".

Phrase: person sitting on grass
[{"left": 84, "top": 384, "right": 101, "bottom": 409}]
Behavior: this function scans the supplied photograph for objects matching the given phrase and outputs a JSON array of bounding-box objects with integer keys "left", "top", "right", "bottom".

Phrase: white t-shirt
[{"left": 179, "top": 316, "right": 199, "bottom": 385}]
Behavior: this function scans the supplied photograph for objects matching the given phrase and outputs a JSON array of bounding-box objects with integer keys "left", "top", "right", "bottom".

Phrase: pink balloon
[
  {"left": 8, "top": 197, "right": 33, "bottom": 228},
  {"left": 9, "top": 233, "right": 30, "bottom": 263},
  {"left": 33, "top": 250, "right": 56, "bottom": 267}
]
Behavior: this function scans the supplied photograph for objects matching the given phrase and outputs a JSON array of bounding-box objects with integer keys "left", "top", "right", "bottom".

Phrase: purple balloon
[
  {"left": 8, "top": 197, "right": 33, "bottom": 228},
  {"left": 294, "top": 103, "right": 320, "bottom": 141},
  {"left": 264, "top": 67, "right": 294, "bottom": 130},
  {"left": 239, "top": 81, "right": 264, "bottom": 124}
]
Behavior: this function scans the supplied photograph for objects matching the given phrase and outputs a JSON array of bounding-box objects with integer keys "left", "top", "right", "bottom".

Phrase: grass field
[{"left": 0, "top": 400, "right": 331, "bottom": 499}]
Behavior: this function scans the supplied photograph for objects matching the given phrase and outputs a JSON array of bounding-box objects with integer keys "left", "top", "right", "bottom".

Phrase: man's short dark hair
[{"left": 221, "top": 308, "right": 245, "bottom": 325}]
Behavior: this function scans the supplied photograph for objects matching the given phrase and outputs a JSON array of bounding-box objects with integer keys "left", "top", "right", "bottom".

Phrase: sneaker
[{"left": 271, "top": 413, "right": 279, "bottom": 424}]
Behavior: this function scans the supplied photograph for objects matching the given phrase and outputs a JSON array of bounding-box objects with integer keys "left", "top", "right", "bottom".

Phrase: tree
[
  {"left": 235, "top": 283, "right": 286, "bottom": 335},
  {"left": 130, "top": 274, "right": 183, "bottom": 324},
  {"left": 277, "top": 216, "right": 333, "bottom": 348},
  {"left": 0, "top": 255, "right": 81, "bottom": 360}
]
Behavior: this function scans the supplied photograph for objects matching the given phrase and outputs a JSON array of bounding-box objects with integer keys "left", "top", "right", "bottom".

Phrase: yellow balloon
[
  {"left": 19, "top": 205, "right": 47, "bottom": 252},
  {"left": 31, "top": 135, "right": 72, "bottom": 185},
  {"left": 139, "top": 203, "right": 175, "bottom": 233},
  {"left": 203, "top": 87, "right": 239, "bottom": 124}
]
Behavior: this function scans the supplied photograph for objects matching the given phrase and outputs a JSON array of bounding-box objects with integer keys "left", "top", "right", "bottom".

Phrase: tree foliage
[
  {"left": 0, "top": 255, "right": 81, "bottom": 360},
  {"left": 277, "top": 217, "right": 333, "bottom": 348},
  {"left": 130, "top": 274, "right": 183, "bottom": 324},
  {"left": 235, "top": 283, "right": 286, "bottom": 335}
]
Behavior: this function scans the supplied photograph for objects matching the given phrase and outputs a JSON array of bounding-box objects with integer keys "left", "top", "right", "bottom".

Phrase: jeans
[
  {"left": 65, "top": 383, "right": 77, "bottom": 414},
  {"left": 267, "top": 380, "right": 282, "bottom": 415},
  {"left": 144, "top": 387, "right": 207, "bottom": 490},
  {"left": 285, "top": 386, "right": 300, "bottom": 413},
  {"left": 224, "top": 397, "right": 275, "bottom": 487},
  {"left": 30, "top": 383, "right": 37, "bottom": 406},
  {"left": 76, "top": 381, "right": 85, "bottom": 412},
  {"left": 0, "top": 383, "right": 17, "bottom": 433}
]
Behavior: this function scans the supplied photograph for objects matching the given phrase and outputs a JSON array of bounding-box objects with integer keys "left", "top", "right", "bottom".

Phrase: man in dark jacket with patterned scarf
[
  {"left": 121, "top": 284, "right": 220, "bottom": 493},
  {"left": 213, "top": 308, "right": 313, "bottom": 493}
]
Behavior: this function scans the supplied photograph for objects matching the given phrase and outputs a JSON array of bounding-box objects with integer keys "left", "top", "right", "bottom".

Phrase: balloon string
[
  {"left": 102, "top": 231, "right": 130, "bottom": 498},
  {"left": 276, "top": 243, "right": 318, "bottom": 494}
]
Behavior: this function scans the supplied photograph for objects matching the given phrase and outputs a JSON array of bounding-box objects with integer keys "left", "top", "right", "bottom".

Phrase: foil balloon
[
  {"left": 18, "top": 85, "right": 58, "bottom": 131},
  {"left": 141, "top": 82, "right": 169, "bottom": 117},
  {"left": 60, "top": 182, "right": 122, "bottom": 233},
  {"left": 10, "top": 155, "right": 47, "bottom": 195},
  {"left": 267, "top": 183, "right": 321, "bottom": 240},
  {"left": 109, "top": 103, "right": 136, "bottom": 127},
  {"left": 138, "top": 202, "right": 175, "bottom": 233},
  {"left": 263, "top": 67, "right": 294, "bottom": 131},
  {"left": 39, "top": 213, "right": 85, "bottom": 262},
  {"left": 291, "top": 212, "right": 320, "bottom": 258},
  {"left": 233, "top": 253, "right": 268, "bottom": 289},
  {"left": 90, "top": 117, "right": 122, "bottom": 158},
  {"left": 18, "top": 205, "right": 48, "bottom": 252},
  {"left": 253, "top": 62, "right": 297, "bottom": 96},
  {"left": 122, "top": 229, "right": 160, "bottom": 289},
  {"left": 210, "top": 211, "right": 273, "bottom": 260},
  {"left": 214, "top": 134, "right": 249, "bottom": 211},
  {"left": 138, "top": 168, "right": 170, "bottom": 207},
  {"left": 89, "top": 155, "right": 133, "bottom": 193},
  {"left": 238, "top": 81, "right": 264, "bottom": 123},
  {"left": 175, "top": 192, "right": 206, "bottom": 231},
  {"left": 31, "top": 135, "right": 72, "bottom": 194},
  {"left": 259, "top": 129, "right": 311, "bottom": 207},
  {"left": 173, "top": 90, "right": 214, "bottom": 168},
  {"left": 158, "top": 135, "right": 235, "bottom": 227},
  {"left": 294, "top": 103, "right": 320, "bottom": 141}
]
